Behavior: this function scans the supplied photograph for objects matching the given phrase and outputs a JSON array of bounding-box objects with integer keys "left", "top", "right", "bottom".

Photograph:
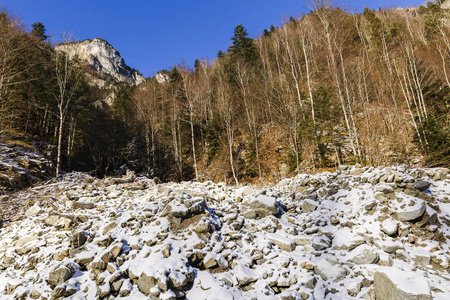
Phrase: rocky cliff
[{"left": 56, "top": 38, "right": 145, "bottom": 86}]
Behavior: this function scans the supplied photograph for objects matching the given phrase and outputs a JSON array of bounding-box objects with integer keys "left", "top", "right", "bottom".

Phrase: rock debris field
[{"left": 1, "top": 165, "right": 450, "bottom": 299}]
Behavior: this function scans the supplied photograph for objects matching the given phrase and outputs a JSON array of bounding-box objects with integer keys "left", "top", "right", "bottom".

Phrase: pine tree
[
  {"left": 31, "top": 22, "right": 48, "bottom": 41},
  {"left": 228, "top": 24, "right": 258, "bottom": 63}
]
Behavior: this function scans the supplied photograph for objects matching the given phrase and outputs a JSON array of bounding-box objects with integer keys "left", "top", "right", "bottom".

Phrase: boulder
[
  {"left": 137, "top": 272, "right": 157, "bottom": 295},
  {"left": 302, "top": 199, "right": 318, "bottom": 213},
  {"left": 71, "top": 231, "right": 87, "bottom": 248},
  {"left": 47, "top": 266, "right": 73, "bottom": 287},
  {"left": 314, "top": 258, "right": 347, "bottom": 282},
  {"left": 268, "top": 234, "right": 296, "bottom": 252},
  {"left": 413, "top": 180, "right": 431, "bottom": 191},
  {"left": 397, "top": 199, "right": 426, "bottom": 222},
  {"left": 234, "top": 264, "right": 259, "bottom": 286},
  {"left": 246, "top": 195, "right": 280, "bottom": 217},
  {"left": 311, "top": 235, "right": 331, "bottom": 251},
  {"left": 374, "top": 267, "right": 432, "bottom": 300},
  {"left": 381, "top": 219, "right": 398, "bottom": 236},
  {"left": 332, "top": 228, "right": 365, "bottom": 250},
  {"left": 346, "top": 244, "right": 379, "bottom": 264}
]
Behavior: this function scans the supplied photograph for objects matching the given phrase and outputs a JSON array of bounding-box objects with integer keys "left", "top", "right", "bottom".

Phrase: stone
[
  {"left": 413, "top": 180, "right": 431, "bottom": 191},
  {"left": 195, "top": 220, "right": 212, "bottom": 233},
  {"left": 397, "top": 200, "right": 426, "bottom": 222},
  {"left": 103, "top": 222, "right": 117, "bottom": 235},
  {"left": 381, "top": 240, "right": 404, "bottom": 254},
  {"left": 71, "top": 231, "right": 87, "bottom": 248},
  {"left": 169, "top": 271, "right": 187, "bottom": 288},
  {"left": 25, "top": 204, "right": 42, "bottom": 216},
  {"left": 346, "top": 244, "right": 379, "bottom": 264},
  {"left": 381, "top": 219, "right": 398, "bottom": 236},
  {"left": 302, "top": 199, "right": 318, "bottom": 213},
  {"left": 236, "top": 186, "right": 253, "bottom": 198},
  {"left": 203, "top": 253, "right": 218, "bottom": 269},
  {"left": 234, "top": 263, "right": 259, "bottom": 286},
  {"left": 374, "top": 267, "right": 432, "bottom": 300},
  {"left": 47, "top": 266, "right": 73, "bottom": 287},
  {"left": 246, "top": 194, "right": 280, "bottom": 217},
  {"left": 312, "top": 235, "right": 331, "bottom": 251},
  {"left": 375, "top": 185, "right": 395, "bottom": 194},
  {"left": 137, "top": 272, "right": 157, "bottom": 295},
  {"left": 51, "top": 283, "right": 77, "bottom": 298},
  {"left": 314, "top": 258, "right": 347, "bottom": 282},
  {"left": 294, "top": 236, "right": 311, "bottom": 246},
  {"left": 268, "top": 234, "right": 296, "bottom": 252},
  {"left": 332, "top": 228, "right": 364, "bottom": 250}
]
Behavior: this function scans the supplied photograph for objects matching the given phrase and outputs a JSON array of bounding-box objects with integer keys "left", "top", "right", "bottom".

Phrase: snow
[
  {"left": 0, "top": 166, "right": 449, "bottom": 299},
  {"left": 376, "top": 266, "right": 431, "bottom": 295}
]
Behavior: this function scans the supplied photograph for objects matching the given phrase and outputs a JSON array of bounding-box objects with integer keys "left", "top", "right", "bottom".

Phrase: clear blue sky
[{"left": 1, "top": 0, "right": 425, "bottom": 78}]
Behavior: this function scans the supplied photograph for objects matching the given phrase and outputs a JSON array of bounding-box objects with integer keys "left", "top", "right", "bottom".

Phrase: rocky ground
[
  {"left": 0, "top": 140, "right": 53, "bottom": 193},
  {"left": 0, "top": 165, "right": 449, "bottom": 299}
]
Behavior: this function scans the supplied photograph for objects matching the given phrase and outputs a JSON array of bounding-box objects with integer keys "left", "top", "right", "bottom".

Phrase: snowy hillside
[{"left": 0, "top": 166, "right": 449, "bottom": 299}]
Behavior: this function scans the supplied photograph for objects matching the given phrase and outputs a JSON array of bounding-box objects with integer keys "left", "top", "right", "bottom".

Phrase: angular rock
[
  {"left": 381, "top": 219, "right": 398, "bottom": 236},
  {"left": 268, "top": 234, "right": 296, "bottom": 252},
  {"left": 302, "top": 199, "right": 318, "bottom": 213},
  {"left": 314, "top": 258, "right": 347, "bottom": 282},
  {"left": 234, "top": 264, "right": 259, "bottom": 286},
  {"left": 71, "top": 231, "right": 87, "bottom": 248},
  {"left": 332, "top": 228, "right": 364, "bottom": 250},
  {"left": 346, "top": 244, "right": 379, "bottom": 264},
  {"left": 397, "top": 199, "right": 426, "bottom": 222},
  {"left": 47, "top": 266, "right": 73, "bottom": 287},
  {"left": 246, "top": 195, "right": 280, "bottom": 217},
  {"left": 312, "top": 235, "right": 331, "bottom": 251},
  {"left": 137, "top": 272, "right": 157, "bottom": 295},
  {"left": 413, "top": 180, "right": 431, "bottom": 191},
  {"left": 374, "top": 267, "right": 432, "bottom": 300}
]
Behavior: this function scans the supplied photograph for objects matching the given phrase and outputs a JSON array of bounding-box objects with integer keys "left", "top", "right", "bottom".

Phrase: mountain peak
[{"left": 55, "top": 38, "right": 144, "bottom": 85}]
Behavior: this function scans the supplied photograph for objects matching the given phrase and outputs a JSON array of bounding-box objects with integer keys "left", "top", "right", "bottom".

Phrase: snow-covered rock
[
  {"left": 1, "top": 166, "right": 450, "bottom": 299},
  {"left": 374, "top": 267, "right": 432, "bottom": 300}
]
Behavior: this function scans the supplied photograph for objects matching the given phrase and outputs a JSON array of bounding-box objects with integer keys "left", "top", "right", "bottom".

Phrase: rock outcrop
[{"left": 56, "top": 38, "right": 144, "bottom": 86}]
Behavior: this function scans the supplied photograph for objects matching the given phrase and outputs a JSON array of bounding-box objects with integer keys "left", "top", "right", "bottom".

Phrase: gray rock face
[
  {"left": 55, "top": 38, "right": 144, "bottom": 86},
  {"left": 374, "top": 267, "right": 432, "bottom": 300},
  {"left": 47, "top": 266, "right": 73, "bottom": 287},
  {"left": 397, "top": 200, "right": 426, "bottom": 221}
]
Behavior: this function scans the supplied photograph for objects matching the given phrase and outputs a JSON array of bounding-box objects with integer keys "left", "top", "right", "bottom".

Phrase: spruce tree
[
  {"left": 31, "top": 22, "right": 48, "bottom": 41},
  {"left": 228, "top": 24, "right": 258, "bottom": 64}
]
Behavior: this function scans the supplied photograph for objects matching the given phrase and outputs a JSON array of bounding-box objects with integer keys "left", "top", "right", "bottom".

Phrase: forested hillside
[{"left": 1, "top": 1, "right": 450, "bottom": 185}]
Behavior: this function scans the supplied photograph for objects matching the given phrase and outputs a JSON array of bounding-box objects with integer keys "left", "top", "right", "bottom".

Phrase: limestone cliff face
[{"left": 55, "top": 38, "right": 144, "bottom": 86}]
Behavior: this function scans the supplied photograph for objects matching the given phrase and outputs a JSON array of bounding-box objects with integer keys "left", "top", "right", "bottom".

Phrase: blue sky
[{"left": 1, "top": 0, "right": 425, "bottom": 77}]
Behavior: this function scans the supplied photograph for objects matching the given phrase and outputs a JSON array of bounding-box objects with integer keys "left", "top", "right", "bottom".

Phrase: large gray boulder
[{"left": 374, "top": 267, "right": 432, "bottom": 300}]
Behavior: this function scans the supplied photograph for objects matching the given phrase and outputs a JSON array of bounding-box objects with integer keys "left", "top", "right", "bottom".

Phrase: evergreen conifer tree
[
  {"left": 31, "top": 22, "right": 48, "bottom": 41},
  {"left": 228, "top": 24, "right": 258, "bottom": 63}
]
